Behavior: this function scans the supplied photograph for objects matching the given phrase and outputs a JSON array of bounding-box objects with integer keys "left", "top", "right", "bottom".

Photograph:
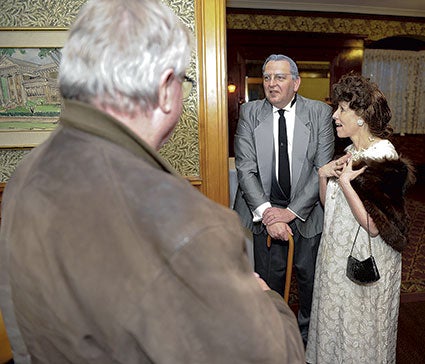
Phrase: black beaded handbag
[{"left": 346, "top": 215, "right": 380, "bottom": 285}]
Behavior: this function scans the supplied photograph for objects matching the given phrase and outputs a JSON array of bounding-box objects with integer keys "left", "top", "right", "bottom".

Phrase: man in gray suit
[{"left": 234, "top": 54, "right": 334, "bottom": 345}]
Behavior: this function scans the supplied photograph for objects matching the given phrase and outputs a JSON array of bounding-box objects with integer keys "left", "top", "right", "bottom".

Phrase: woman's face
[{"left": 332, "top": 101, "right": 361, "bottom": 139}]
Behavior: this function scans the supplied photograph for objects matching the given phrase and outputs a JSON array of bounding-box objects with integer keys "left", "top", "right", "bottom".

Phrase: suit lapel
[
  {"left": 292, "top": 96, "right": 311, "bottom": 191},
  {"left": 254, "top": 101, "right": 274, "bottom": 196}
]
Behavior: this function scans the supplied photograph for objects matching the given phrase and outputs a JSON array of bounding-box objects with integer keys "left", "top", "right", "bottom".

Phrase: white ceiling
[{"left": 227, "top": 0, "right": 425, "bottom": 18}]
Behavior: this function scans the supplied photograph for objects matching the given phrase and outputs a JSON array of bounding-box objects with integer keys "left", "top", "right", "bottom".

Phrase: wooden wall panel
[{"left": 195, "top": 0, "right": 229, "bottom": 206}]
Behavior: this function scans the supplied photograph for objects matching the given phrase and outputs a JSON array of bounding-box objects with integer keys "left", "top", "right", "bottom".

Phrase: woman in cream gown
[{"left": 306, "top": 74, "right": 414, "bottom": 364}]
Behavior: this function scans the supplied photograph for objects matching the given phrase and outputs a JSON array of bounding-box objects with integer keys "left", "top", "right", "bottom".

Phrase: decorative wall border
[{"left": 227, "top": 13, "right": 425, "bottom": 42}]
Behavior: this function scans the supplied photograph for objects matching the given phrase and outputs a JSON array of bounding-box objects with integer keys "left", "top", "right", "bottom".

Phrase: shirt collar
[{"left": 273, "top": 93, "right": 297, "bottom": 113}]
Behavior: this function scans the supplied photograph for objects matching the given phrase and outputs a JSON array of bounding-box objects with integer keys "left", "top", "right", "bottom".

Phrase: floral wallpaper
[
  {"left": 0, "top": 0, "right": 199, "bottom": 181},
  {"left": 160, "top": 0, "right": 199, "bottom": 177},
  {"left": 0, "top": 149, "right": 30, "bottom": 182},
  {"left": 0, "top": 0, "right": 84, "bottom": 27}
]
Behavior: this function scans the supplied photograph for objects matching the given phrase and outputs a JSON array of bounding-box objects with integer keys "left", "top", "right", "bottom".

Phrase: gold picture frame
[{"left": 0, "top": 28, "right": 68, "bottom": 148}]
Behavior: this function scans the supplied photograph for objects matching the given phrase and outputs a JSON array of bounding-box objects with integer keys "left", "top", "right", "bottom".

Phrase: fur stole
[{"left": 351, "top": 157, "right": 416, "bottom": 252}]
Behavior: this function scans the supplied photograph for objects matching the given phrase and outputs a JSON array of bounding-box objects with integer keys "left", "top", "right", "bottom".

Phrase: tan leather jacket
[{"left": 1, "top": 100, "right": 304, "bottom": 363}]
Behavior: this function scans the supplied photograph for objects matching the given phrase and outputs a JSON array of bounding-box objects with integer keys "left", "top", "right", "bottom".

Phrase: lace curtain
[{"left": 362, "top": 49, "right": 425, "bottom": 134}]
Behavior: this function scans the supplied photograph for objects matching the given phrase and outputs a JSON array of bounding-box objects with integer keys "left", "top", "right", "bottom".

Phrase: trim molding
[
  {"left": 227, "top": 11, "right": 425, "bottom": 42},
  {"left": 195, "top": 0, "right": 229, "bottom": 206},
  {"left": 227, "top": 0, "right": 425, "bottom": 18}
]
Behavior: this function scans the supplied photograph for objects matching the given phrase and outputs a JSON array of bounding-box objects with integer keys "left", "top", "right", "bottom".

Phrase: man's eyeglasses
[
  {"left": 262, "top": 73, "right": 294, "bottom": 83},
  {"left": 182, "top": 75, "right": 196, "bottom": 100}
]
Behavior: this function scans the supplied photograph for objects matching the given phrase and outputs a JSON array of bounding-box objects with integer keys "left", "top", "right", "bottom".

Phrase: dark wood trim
[
  {"left": 401, "top": 292, "right": 425, "bottom": 303},
  {"left": 226, "top": 7, "right": 425, "bottom": 23}
]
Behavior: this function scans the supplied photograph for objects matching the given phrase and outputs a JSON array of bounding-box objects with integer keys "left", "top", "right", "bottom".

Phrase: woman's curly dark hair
[{"left": 331, "top": 73, "right": 393, "bottom": 138}]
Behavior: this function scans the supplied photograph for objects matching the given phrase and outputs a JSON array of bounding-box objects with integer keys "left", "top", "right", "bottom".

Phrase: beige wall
[{"left": 298, "top": 78, "right": 330, "bottom": 104}]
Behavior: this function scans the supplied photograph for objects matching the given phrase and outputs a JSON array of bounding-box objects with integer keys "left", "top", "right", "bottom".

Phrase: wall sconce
[{"left": 228, "top": 82, "right": 237, "bottom": 93}]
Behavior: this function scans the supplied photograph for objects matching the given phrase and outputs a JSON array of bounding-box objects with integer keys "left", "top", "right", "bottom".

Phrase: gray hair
[
  {"left": 59, "top": 0, "right": 192, "bottom": 114},
  {"left": 262, "top": 54, "right": 299, "bottom": 80}
]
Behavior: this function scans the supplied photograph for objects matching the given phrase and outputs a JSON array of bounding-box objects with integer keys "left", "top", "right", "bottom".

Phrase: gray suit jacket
[{"left": 234, "top": 95, "right": 334, "bottom": 238}]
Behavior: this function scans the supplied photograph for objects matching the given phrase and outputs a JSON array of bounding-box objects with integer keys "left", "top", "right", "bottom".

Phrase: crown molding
[{"left": 226, "top": 0, "right": 425, "bottom": 18}]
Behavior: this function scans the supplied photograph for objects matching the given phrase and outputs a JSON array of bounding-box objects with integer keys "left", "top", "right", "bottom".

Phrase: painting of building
[{"left": 0, "top": 48, "right": 61, "bottom": 131}]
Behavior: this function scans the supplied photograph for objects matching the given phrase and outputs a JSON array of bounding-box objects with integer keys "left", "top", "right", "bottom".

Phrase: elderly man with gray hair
[{"left": 234, "top": 54, "right": 335, "bottom": 345}]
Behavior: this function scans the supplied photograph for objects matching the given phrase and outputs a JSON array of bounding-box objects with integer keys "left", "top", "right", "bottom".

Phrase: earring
[{"left": 357, "top": 119, "right": 364, "bottom": 126}]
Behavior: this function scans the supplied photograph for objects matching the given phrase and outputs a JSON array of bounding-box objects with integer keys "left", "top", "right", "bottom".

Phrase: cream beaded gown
[{"left": 306, "top": 140, "right": 401, "bottom": 364}]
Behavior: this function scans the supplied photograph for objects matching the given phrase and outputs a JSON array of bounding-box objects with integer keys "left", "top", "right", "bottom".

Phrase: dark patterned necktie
[{"left": 278, "top": 109, "right": 291, "bottom": 197}]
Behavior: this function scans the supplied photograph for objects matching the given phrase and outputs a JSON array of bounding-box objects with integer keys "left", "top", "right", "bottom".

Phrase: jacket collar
[{"left": 59, "top": 100, "right": 181, "bottom": 178}]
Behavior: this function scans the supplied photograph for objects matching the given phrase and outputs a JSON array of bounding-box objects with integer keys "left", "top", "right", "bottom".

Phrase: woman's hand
[
  {"left": 339, "top": 157, "right": 367, "bottom": 187},
  {"left": 318, "top": 154, "right": 351, "bottom": 179}
]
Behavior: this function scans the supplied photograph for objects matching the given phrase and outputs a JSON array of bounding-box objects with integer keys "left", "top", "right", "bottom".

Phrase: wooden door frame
[{"left": 195, "top": 0, "right": 229, "bottom": 207}]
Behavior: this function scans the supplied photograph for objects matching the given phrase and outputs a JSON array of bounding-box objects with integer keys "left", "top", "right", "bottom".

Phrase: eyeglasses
[
  {"left": 182, "top": 75, "right": 196, "bottom": 100},
  {"left": 262, "top": 73, "right": 295, "bottom": 83}
]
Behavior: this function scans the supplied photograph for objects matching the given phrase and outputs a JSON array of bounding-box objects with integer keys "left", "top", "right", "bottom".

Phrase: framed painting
[
  {"left": 245, "top": 76, "right": 264, "bottom": 102},
  {"left": 0, "top": 28, "right": 68, "bottom": 148}
]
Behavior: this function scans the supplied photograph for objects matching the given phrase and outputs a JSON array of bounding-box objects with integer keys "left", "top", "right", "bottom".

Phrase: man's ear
[
  {"left": 294, "top": 77, "right": 301, "bottom": 93},
  {"left": 158, "top": 69, "right": 175, "bottom": 114}
]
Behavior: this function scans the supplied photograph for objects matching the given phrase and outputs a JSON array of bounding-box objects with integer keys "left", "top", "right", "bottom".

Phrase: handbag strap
[{"left": 350, "top": 214, "right": 372, "bottom": 255}]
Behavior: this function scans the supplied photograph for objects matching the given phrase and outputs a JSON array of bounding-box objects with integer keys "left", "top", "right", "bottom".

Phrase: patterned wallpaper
[
  {"left": 0, "top": 0, "right": 199, "bottom": 182},
  {"left": 227, "top": 13, "right": 425, "bottom": 42},
  {"left": 0, "top": 149, "right": 30, "bottom": 182}
]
